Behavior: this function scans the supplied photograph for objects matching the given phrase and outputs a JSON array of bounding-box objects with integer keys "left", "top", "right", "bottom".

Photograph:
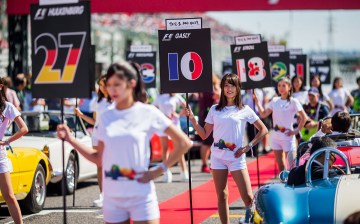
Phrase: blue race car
[{"left": 252, "top": 147, "right": 360, "bottom": 224}]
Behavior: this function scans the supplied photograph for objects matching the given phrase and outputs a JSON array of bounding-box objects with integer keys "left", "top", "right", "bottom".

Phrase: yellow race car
[{"left": 0, "top": 145, "right": 52, "bottom": 214}]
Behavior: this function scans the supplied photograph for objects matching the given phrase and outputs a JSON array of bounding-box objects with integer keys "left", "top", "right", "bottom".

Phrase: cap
[{"left": 308, "top": 87, "right": 319, "bottom": 96}]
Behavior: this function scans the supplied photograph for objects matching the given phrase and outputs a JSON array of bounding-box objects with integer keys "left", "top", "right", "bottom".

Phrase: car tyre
[
  {"left": 56, "top": 153, "right": 78, "bottom": 195},
  {"left": 20, "top": 164, "right": 47, "bottom": 214}
]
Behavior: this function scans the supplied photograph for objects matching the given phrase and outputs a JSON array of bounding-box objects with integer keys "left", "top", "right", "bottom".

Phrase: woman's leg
[
  {"left": 0, "top": 172, "right": 23, "bottom": 224},
  {"left": 274, "top": 150, "right": 285, "bottom": 172},
  {"left": 212, "top": 169, "right": 230, "bottom": 224},
  {"left": 231, "top": 169, "right": 253, "bottom": 207},
  {"left": 93, "top": 146, "right": 102, "bottom": 192},
  {"left": 160, "top": 136, "right": 169, "bottom": 161}
]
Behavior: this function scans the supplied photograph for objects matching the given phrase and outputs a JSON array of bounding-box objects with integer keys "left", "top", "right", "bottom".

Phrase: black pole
[
  {"left": 73, "top": 99, "right": 78, "bottom": 207},
  {"left": 252, "top": 90, "right": 261, "bottom": 188},
  {"left": 186, "top": 93, "right": 194, "bottom": 224},
  {"left": 61, "top": 98, "right": 67, "bottom": 224}
]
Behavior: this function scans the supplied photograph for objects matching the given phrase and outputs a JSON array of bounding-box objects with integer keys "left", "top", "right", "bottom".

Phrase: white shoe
[
  {"left": 93, "top": 193, "right": 103, "bottom": 207},
  {"left": 179, "top": 171, "right": 189, "bottom": 182},
  {"left": 162, "top": 170, "right": 172, "bottom": 183}
]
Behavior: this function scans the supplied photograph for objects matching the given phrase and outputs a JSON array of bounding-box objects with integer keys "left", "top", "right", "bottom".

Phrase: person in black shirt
[{"left": 287, "top": 136, "right": 337, "bottom": 186}]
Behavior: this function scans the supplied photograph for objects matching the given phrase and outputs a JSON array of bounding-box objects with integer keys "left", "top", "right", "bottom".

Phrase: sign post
[
  {"left": 231, "top": 35, "right": 272, "bottom": 186},
  {"left": 126, "top": 45, "right": 157, "bottom": 89},
  {"left": 31, "top": 2, "right": 91, "bottom": 223},
  {"left": 159, "top": 18, "right": 212, "bottom": 224}
]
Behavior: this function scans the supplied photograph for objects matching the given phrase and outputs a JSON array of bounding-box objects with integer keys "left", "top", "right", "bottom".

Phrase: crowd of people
[{"left": 2, "top": 68, "right": 360, "bottom": 224}]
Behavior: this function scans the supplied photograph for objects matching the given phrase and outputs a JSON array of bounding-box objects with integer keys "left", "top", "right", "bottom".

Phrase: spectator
[
  {"left": 287, "top": 136, "right": 337, "bottom": 186},
  {"left": 350, "top": 76, "right": 360, "bottom": 113},
  {"left": 310, "top": 74, "right": 334, "bottom": 111},
  {"left": 328, "top": 77, "right": 353, "bottom": 116},
  {"left": 3, "top": 76, "right": 21, "bottom": 111},
  {"left": 301, "top": 87, "right": 330, "bottom": 141},
  {"left": 292, "top": 76, "right": 308, "bottom": 105},
  {"left": 14, "top": 73, "right": 31, "bottom": 111}
]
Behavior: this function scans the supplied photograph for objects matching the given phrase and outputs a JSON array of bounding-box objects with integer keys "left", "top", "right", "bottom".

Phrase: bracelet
[
  {"left": 5, "top": 140, "right": 10, "bottom": 145},
  {"left": 158, "top": 163, "right": 168, "bottom": 172}
]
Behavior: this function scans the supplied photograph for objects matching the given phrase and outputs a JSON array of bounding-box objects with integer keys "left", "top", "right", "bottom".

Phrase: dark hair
[
  {"left": 291, "top": 75, "right": 305, "bottom": 92},
  {"left": 331, "top": 111, "right": 351, "bottom": 133},
  {"left": 215, "top": 73, "right": 243, "bottom": 111},
  {"left": 318, "top": 116, "right": 331, "bottom": 130},
  {"left": 310, "top": 136, "right": 336, "bottom": 155},
  {"left": 356, "top": 76, "right": 360, "bottom": 85},
  {"left": 332, "top": 77, "right": 342, "bottom": 90},
  {"left": 278, "top": 77, "right": 292, "bottom": 101},
  {"left": 105, "top": 61, "right": 147, "bottom": 103},
  {"left": 310, "top": 75, "right": 325, "bottom": 99},
  {"left": 344, "top": 211, "right": 360, "bottom": 224},
  {"left": 97, "top": 74, "right": 111, "bottom": 103},
  {"left": 0, "top": 77, "right": 8, "bottom": 118},
  {"left": 14, "top": 76, "right": 25, "bottom": 87}
]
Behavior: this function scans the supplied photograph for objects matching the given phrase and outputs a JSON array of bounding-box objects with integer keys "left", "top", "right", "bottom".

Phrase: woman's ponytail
[{"left": 130, "top": 62, "right": 147, "bottom": 103}]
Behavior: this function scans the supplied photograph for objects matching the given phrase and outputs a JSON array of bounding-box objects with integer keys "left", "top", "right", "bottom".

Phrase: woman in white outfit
[
  {"left": 152, "top": 93, "right": 188, "bottom": 182},
  {"left": 328, "top": 77, "right": 354, "bottom": 116},
  {"left": 58, "top": 62, "right": 191, "bottom": 224},
  {"left": 187, "top": 73, "right": 268, "bottom": 224},
  {"left": 254, "top": 77, "right": 307, "bottom": 172},
  {"left": 75, "top": 75, "right": 112, "bottom": 207},
  {"left": 0, "top": 77, "right": 28, "bottom": 224}
]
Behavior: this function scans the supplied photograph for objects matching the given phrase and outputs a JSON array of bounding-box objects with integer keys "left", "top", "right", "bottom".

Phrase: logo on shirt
[
  {"left": 214, "top": 139, "right": 237, "bottom": 151},
  {"left": 105, "top": 165, "right": 137, "bottom": 180}
]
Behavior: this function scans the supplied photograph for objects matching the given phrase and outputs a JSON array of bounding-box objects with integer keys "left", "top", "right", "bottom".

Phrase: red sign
[{"left": 7, "top": 0, "right": 360, "bottom": 15}]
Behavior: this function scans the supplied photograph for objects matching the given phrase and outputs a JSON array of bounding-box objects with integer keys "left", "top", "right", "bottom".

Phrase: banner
[
  {"left": 126, "top": 51, "right": 157, "bottom": 89},
  {"left": 9, "top": 0, "right": 360, "bottom": 15},
  {"left": 269, "top": 51, "right": 290, "bottom": 85},
  {"left": 30, "top": 2, "right": 91, "bottom": 98},
  {"left": 290, "top": 54, "right": 307, "bottom": 84},
  {"left": 230, "top": 42, "right": 271, "bottom": 90},
  {"left": 310, "top": 58, "right": 331, "bottom": 84},
  {"left": 158, "top": 28, "right": 212, "bottom": 93}
]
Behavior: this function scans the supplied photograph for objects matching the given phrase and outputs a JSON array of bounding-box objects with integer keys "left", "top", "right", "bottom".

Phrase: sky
[{"left": 207, "top": 10, "right": 360, "bottom": 53}]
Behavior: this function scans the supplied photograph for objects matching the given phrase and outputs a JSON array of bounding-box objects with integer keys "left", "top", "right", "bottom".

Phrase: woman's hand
[
  {"left": 57, "top": 124, "right": 73, "bottom": 142},
  {"left": 253, "top": 92, "right": 259, "bottom": 102},
  {"left": 137, "top": 167, "right": 163, "bottom": 183},
  {"left": 74, "top": 108, "right": 83, "bottom": 117},
  {"left": 234, "top": 145, "right": 250, "bottom": 158},
  {"left": 0, "top": 141, "right": 7, "bottom": 146},
  {"left": 185, "top": 106, "right": 196, "bottom": 123}
]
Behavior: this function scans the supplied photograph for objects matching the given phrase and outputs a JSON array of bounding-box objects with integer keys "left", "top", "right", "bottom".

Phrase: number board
[
  {"left": 309, "top": 59, "right": 331, "bottom": 84},
  {"left": 290, "top": 54, "right": 307, "bottom": 84},
  {"left": 126, "top": 51, "right": 157, "bottom": 89},
  {"left": 230, "top": 42, "right": 272, "bottom": 90},
  {"left": 269, "top": 51, "right": 290, "bottom": 86},
  {"left": 158, "top": 28, "right": 212, "bottom": 93},
  {"left": 31, "top": 2, "right": 91, "bottom": 98}
]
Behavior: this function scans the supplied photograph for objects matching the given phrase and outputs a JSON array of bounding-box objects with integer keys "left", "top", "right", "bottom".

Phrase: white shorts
[
  {"left": 103, "top": 193, "right": 160, "bottom": 223},
  {"left": 0, "top": 148, "right": 10, "bottom": 174},
  {"left": 270, "top": 132, "right": 297, "bottom": 152},
  {"left": 210, "top": 154, "right": 247, "bottom": 172}
]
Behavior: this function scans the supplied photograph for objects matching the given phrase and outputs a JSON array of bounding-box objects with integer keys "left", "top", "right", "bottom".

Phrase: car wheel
[
  {"left": 56, "top": 153, "right": 78, "bottom": 195},
  {"left": 20, "top": 164, "right": 47, "bottom": 214}
]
